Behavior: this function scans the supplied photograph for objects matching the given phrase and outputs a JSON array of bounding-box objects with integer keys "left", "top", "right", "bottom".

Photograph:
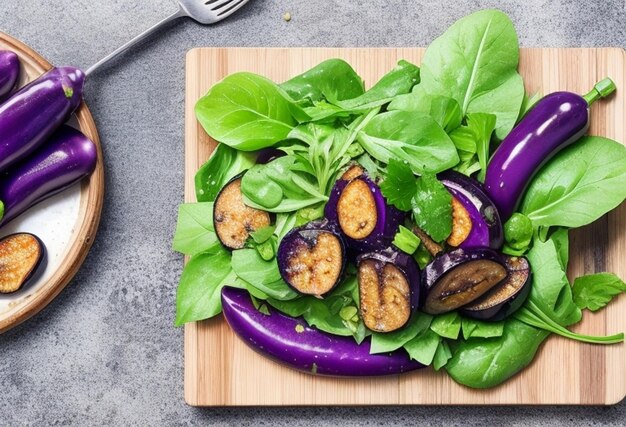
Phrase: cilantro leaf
[
  {"left": 572, "top": 273, "right": 626, "bottom": 312},
  {"left": 379, "top": 158, "right": 416, "bottom": 211},
  {"left": 411, "top": 173, "right": 452, "bottom": 242}
]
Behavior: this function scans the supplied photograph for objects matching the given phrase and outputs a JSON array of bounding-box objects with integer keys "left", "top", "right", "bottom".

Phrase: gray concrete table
[{"left": 1, "top": 0, "right": 625, "bottom": 425}]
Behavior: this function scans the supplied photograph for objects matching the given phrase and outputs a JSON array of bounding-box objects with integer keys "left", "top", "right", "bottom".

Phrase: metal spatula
[{"left": 85, "top": 0, "right": 250, "bottom": 76}]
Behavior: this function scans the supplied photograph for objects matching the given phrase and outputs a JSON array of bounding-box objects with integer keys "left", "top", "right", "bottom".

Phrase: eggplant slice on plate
[
  {"left": 0, "top": 233, "right": 47, "bottom": 294},
  {"left": 357, "top": 248, "right": 420, "bottom": 333},
  {"left": 213, "top": 173, "right": 271, "bottom": 250},
  {"left": 277, "top": 220, "right": 346, "bottom": 298}
]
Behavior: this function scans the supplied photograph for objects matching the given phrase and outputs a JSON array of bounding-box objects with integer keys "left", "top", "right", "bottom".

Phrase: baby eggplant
[
  {"left": 277, "top": 220, "right": 346, "bottom": 297},
  {"left": 422, "top": 248, "right": 508, "bottom": 315},
  {"left": 439, "top": 171, "right": 503, "bottom": 249},
  {"left": 0, "top": 50, "right": 20, "bottom": 101},
  {"left": 0, "top": 233, "right": 46, "bottom": 294},
  {"left": 484, "top": 78, "right": 616, "bottom": 221},
  {"left": 325, "top": 167, "right": 404, "bottom": 251},
  {"left": 221, "top": 286, "right": 424, "bottom": 376},
  {"left": 0, "top": 66, "right": 85, "bottom": 173},
  {"left": 0, "top": 126, "right": 97, "bottom": 227},
  {"left": 461, "top": 255, "right": 531, "bottom": 321},
  {"left": 213, "top": 173, "right": 271, "bottom": 250},
  {"left": 357, "top": 247, "right": 420, "bottom": 333}
]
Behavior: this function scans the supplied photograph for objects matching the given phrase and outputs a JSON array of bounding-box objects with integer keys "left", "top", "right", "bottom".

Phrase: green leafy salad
[{"left": 173, "top": 9, "right": 626, "bottom": 388}]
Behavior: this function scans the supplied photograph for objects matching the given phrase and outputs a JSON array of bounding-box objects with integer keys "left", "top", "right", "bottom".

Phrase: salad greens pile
[{"left": 173, "top": 9, "right": 626, "bottom": 388}]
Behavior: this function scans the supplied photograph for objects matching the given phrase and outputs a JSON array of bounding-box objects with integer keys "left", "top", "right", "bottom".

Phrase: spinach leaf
[
  {"left": 388, "top": 85, "right": 463, "bottom": 132},
  {"left": 461, "top": 317, "right": 504, "bottom": 339},
  {"left": 572, "top": 273, "right": 626, "bottom": 312},
  {"left": 430, "top": 311, "right": 461, "bottom": 339},
  {"left": 412, "top": 173, "right": 453, "bottom": 242},
  {"left": 379, "top": 158, "right": 416, "bottom": 211},
  {"left": 403, "top": 328, "right": 441, "bottom": 365},
  {"left": 370, "top": 312, "right": 433, "bottom": 354},
  {"left": 521, "top": 136, "right": 626, "bottom": 229},
  {"left": 195, "top": 72, "right": 306, "bottom": 151},
  {"left": 524, "top": 234, "right": 581, "bottom": 326},
  {"left": 518, "top": 91, "right": 542, "bottom": 121},
  {"left": 175, "top": 247, "right": 242, "bottom": 326},
  {"left": 172, "top": 203, "right": 220, "bottom": 256},
  {"left": 358, "top": 111, "right": 459, "bottom": 174},
  {"left": 335, "top": 60, "right": 420, "bottom": 111},
  {"left": 419, "top": 9, "right": 524, "bottom": 139},
  {"left": 241, "top": 155, "right": 328, "bottom": 212},
  {"left": 445, "top": 319, "right": 549, "bottom": 389},
  {"left": 231, "top": 249, "right": 298, "bottom": 300},
  {"left": 280, "top": 59, "right": 365, "bottom": 106},
  {"left": 432, "top": 340, "right": 453, "bottom": 371},
  {"left": 195, "top": 144, "right": 256, "bottom": 202}
]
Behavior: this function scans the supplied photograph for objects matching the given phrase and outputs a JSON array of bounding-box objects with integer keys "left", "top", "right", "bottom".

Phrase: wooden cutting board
[{"left": 183, "top": 47, "right": 626, "bottom": 406}]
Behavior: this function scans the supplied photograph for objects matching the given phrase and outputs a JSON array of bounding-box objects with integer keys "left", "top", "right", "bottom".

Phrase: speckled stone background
[{"left": 0, "top": 0, "right": 625, "bottom": 425}]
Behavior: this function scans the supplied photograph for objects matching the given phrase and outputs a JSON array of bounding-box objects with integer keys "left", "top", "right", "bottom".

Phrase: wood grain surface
[
  {"left": 0, "top": 32, "right": 105, "bottom": 333},
  {"left": 184, "top": 48, "right": 626, "bottom": 406}
]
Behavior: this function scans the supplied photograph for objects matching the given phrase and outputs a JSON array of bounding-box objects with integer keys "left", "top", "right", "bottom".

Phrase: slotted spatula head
[{"left": 179, "top": 0, "right": 251, "bottom": 24}]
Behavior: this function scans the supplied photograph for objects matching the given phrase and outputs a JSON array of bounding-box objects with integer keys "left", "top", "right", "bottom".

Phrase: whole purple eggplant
[
  {"left": 325, "top": 171, "right": 404, "bottom": 251},
  {"left": 0, "top": 50, "right": 20, "bottom": 101},
  {"left": 484, "top": 78, "right": 616, "bottom": 221},
  {"left": 0, "top": 66, "right": 85, "bottom": 172},
  {"left": 439, "top": 171, "right": 503, "bottom": 249},
  {"left": 221, "top": 286, "right": 424, "bottom": 376},
  {"left": 0, "top": 126, "right": 97, "bottom": 227}
]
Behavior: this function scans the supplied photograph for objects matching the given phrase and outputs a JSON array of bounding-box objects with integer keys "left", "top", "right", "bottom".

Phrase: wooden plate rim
[{"left": 0, "top": 31, "right": 105, "bottom": 333}]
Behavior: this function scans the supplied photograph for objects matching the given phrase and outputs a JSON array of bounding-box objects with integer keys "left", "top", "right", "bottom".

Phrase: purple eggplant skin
[
  {"left": 422, "top": 247, "right": 508, "bottom": 315},
  {"left": 0, "top": 66, "right": 85, "bottom": 173},
  {"left": 460, "top": 255, "right": 532, "bottom": 321},
  {"left": 325, "top": 172, "right": 404, "bottom": 252},
  {"left": 439, "top": 171, "right": 503, "bottom": 249},
  {"left": 221, "top": 286, "right": 424, "bottom": 376},
  {"left": 484, "top": 78, "right": 616, "bottom": 221},
  {"left": 256, "top": 147, "right": 285, "bottom": 164},
  {"left": 277, "top": 219, "right": 347, "bottom": 297},
  {"left": 357, "top": 247, "right": 421, "bottom": 332},
  {"left": 0, "top": 50, "right": 20, "bottom": 101},
  {"left": 0, "top": 126, "right": 97, "bottom": 227}
]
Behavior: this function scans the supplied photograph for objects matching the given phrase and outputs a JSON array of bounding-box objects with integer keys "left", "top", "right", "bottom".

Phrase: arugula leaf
[
  {"left": 241, "top": 156, "right": 328, "bottom": 212},
  {"left": 432, "top": 340, "right": 453, "bottom": 371},
  {"left": 412, "top": 173, "right": 453, "bottom": 242},
  {"left": 172, "top": 203, "right": 220, "bottom": 256},
  {"left": 358, "top": 111, "right": 459, "bottom": 174},
  {"left": 175, "top": 247, "right": 241, "bottom": 326},
  {"left": 572, "top": 273, "right": 626, "bottom": 312},
  {"left": 379, "top": 158, "right": 416, "bottom": 211},
  {"left": 231, "top": 249, "right": 298, "bottom": 300},
  {"left": 280, "top": 59, "right": 365, "bottom": 106},
  {"left": 467, "top": 113, "right": 496, "bottom": 182},
  {"left": 521, "top": 136, "right": 626, "bottom": 229},
  {"left": 388, "top": 85, "right": 463, "bottom": 132},
  {"left": 370, "top": 312, "right": 433, "bottom": 354},
  {"left": 392, "top": 225, "right": 421, "bottom": 255},
  {"left": 419, "top": 9, "right": 524, "bottom": 139},
  {"left": 403, "top": 328, "right": 441, "bottom": 365},
  {"left": 430, "top": 311, "right": 461, "bottom": 339},
  {"left": 194, "top": 144, "right": 256, "bottom": 202},
  {"left": 461, "top": 318, "right": 504, "bottom": 339},
  {"left": 195, "top": 72, "right": 306, "bottom": 151}
]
